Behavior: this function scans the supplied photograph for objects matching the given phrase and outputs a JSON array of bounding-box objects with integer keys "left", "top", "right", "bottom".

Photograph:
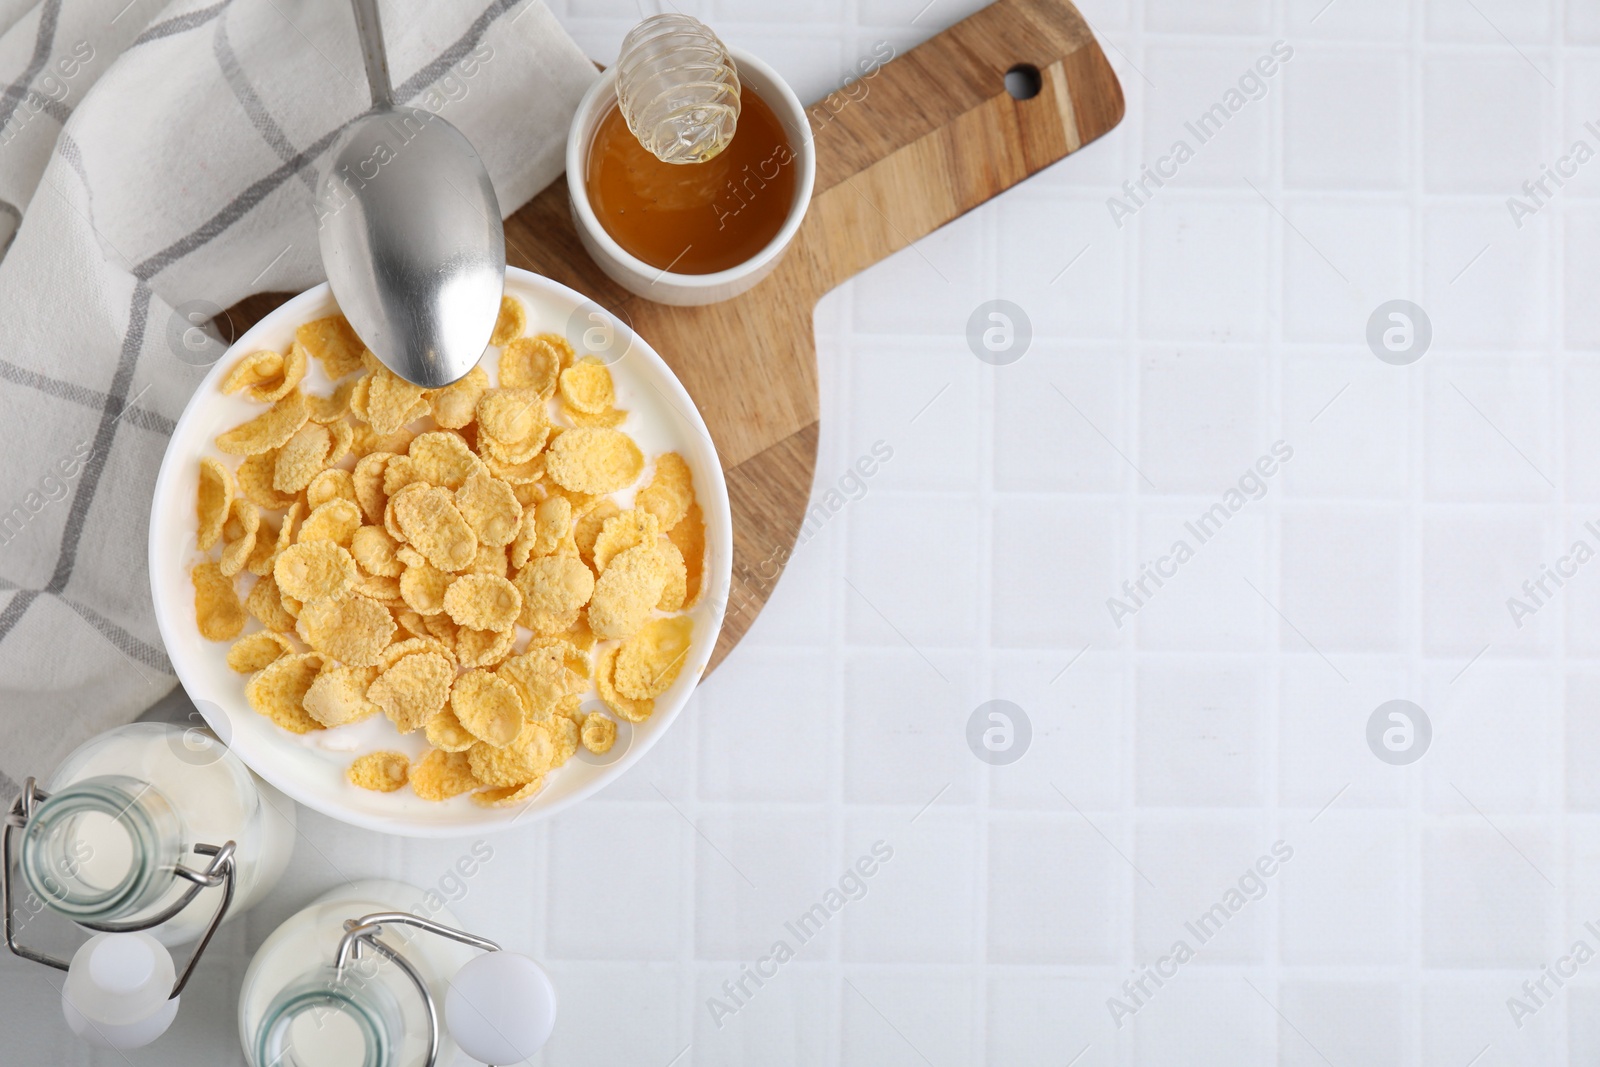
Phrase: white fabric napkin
[{"left": 0, "top": 0, "right": 597, "bottom": 786}]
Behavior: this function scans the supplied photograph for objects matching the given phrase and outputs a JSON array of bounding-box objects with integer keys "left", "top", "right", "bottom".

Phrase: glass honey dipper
[{"left": 614, "top": 12, "right": 742, "bottom": 164}]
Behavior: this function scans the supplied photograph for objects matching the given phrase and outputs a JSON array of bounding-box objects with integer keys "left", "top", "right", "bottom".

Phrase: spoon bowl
[
  {"left": 318, "top": 106, "right": 505, "bottom": 387},
  {"left": 318, "top": 0, "right": 505, "bottom": 388}
]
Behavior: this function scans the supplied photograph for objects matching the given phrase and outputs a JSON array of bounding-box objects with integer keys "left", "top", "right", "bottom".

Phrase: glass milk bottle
[
  {"left": 13, "top": 721, "right": 294, "bottom": 941},
  {"left": 3, "top": 721, "right": 295, "bottom": 1048},
  {"left": 239, "top": 879, "right": 557, "bottom": 1067}
]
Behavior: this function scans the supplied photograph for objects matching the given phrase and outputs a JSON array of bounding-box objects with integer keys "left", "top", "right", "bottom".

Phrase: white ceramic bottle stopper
[
  {"left": 60, "top": 933, "right": 180, "bottom": 1049},
  {"left": 444, "top": 950, "right": 558, "bottom": 1064}
]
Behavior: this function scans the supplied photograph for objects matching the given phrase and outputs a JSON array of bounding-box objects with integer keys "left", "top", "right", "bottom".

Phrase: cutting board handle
[{"left": 789, "top": 0, "right": 1125, "bottom": 295}]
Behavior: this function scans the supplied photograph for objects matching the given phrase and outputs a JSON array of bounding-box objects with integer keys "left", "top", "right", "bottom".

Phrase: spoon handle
[{"left": 350, "top": 0, "right": 394, "bottom": 108}]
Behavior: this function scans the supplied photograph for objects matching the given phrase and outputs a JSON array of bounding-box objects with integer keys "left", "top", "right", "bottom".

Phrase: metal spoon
[{"left": 317, "top": 0, "right": 505, "bottom": 388}]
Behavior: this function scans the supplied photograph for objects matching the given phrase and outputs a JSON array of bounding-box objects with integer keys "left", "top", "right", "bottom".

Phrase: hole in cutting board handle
[{"left": 1004, "top": 63, "right": 1042, "bottom": 100}]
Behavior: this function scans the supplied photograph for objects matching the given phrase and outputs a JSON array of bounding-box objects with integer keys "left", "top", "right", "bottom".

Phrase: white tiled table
[{"left": 7, "top": 0, "right": 1598, "bottom": 1062}]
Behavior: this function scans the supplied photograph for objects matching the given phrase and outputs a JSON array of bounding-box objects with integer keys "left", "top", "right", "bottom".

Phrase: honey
[{"left": 585, "top": 85, "right": 799, "bottom": 275}]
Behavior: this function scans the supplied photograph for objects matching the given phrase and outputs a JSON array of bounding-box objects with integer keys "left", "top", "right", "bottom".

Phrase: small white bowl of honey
[{"left": 565, "top": 42, "right": 816, "bottom": 307}]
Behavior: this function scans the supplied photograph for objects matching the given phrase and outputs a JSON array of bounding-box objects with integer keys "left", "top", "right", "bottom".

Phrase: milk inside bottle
[
  {"left": 16, "top": 721, "right": 295, "bottom": 944},
  {"left": 240, "top": 879, "right": 557, "bottom": 1067}
]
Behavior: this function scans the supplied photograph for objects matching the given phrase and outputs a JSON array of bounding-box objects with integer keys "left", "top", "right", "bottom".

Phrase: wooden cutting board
[{"left": 224, "top": 0, "right": 1123, "bottom": 672}]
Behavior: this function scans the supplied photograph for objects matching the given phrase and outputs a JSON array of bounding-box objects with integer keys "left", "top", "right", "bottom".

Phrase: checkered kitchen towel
[{"left": 0, "top": 0, "right": 596, "bottom": 786}]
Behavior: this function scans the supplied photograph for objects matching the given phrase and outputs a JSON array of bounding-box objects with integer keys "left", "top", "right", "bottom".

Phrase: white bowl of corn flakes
[{"left": 149, "top": 268, "right": 731, "bottom": 836}]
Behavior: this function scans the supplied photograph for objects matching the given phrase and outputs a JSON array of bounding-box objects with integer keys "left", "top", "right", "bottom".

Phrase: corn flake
[
  {"left": 382, "top": 636, "right": 458, "bottom": 670},
  {"left": 221, "top": 350, "right": 282, "bottom": 396},
  {"left": 428, "top": 366, "right": 490, "bottom": 429},
  {"left": 454, "top": 470, "right": 522, "bottom": 548},
  {"left": 587, "top": 542, "right": 666, "bottom": 641},
  {"left": 563, "top": 406, "right": 629, "bottom": 429},
  {"left": 352, "top": 451, "right": 393, "bottom": 523},
  {"left": 581, "top": 712, "right": 617, "bottom": 754},
  {"left": 395, "top": 610, "right": 432, "bottom": 641},
  {"left": 490, "top": 295, "right": 526, "bottom": 346},
  {"left": 667, "top": 502, "right": 707, "bottom": 607},
  {"left": 614, "top": 615, "right": 694, "bottom": 699},
  {"left": 369, "top": 651, "right": 454, "bottom": 733},
  {"left": 455, "top": 624, "right": 516, "bottom": 668},
  {"left": 249, "top": 501, "right": 301, "bottom": 581},
  {"left": 237, "top": 449, "right": 298, "bottom": 510},
  {"left": 512, "top": 494, "right": 567, "bottom": 568},
  {"left": 297, "top": 499, "right": 361, "bottom": 548},
  {"left": 513, "top": 554, "right": 595, "bottom": 634},
  {"left": 355, "top": 572, "right": 402, "bottom": 603},
  {"left": 304, "top": 664, "right": 381, "bottom": 727},
  {"left": 350, "top": 421, "right": 416, "bottom": 459},
  {"left": 245, "top": 513, "right": 282, "bottom": 577},
  {"left": 251, "top": 341, "right": 307, "bottom": 404},
  {"left": 347, "top": 750, "right": 409, "bottom": 792},
  {"left": 273, "top": 421, "right": 332, "bottom": 493},
  {"left": 477, "top": 388, "right": 548, "bottom": 446},
  {"left": 383, "top": 455, "right": 423, "bottom": 497},
  {"left": 592, "top": 509, "right": 660, "bottom": 574},
  {"left": 636, "top": 452, "right": 694, "bottom": 532},
  {"left": 558, "top": 357, "right": 614, "bottom": 414},
  {"left": 409, "top": 748, "right": 478, "bottom": 801},
  {"left": 536, "top": 332, "right": 576, "bottom": 369},
  {"left": 216, "top": 389, "right": 308, "bottom": 456},
  {"left": 595, "top": 645, "right": 653, "bottom": 723},
  {"left": 425, "top": 706, "right": 478, "bottom": 752},
  {"left": 410, "top": 431, "right": 484, "bottom": 490},
  {"left": 193, "top": 561, "right": 245, "bottom": 641},
  {"left": 545, "top": 427, "right": 643, "bottom": 496},
  {"left": 450, "top": 670, "right": 523, "bottom": 747},
  {"left": 245, "top": 652, "right": 326, "bottom": 734},
  {"left": 365, "top": 366, "right": 427, "bottom": 436},
  {"left": 470, "top": 780, "right": 544, "bottom": 807},
  {"left": 306, "top": 468, "right": 358, "bottom": 510},
  {"left": 297, "top": 315, "right": 365, "bottom": 380},
  {"left": 476, "top": 426, "right": 547, "bottom": 466},
  {"left": 326, "top": 418, "right": 354, "bottom": 465},
  {"left": 196, "top": 458, "right": 234, "bottom": 552},
  {"left": 499, "top": 645, "right": 584, "bottom": 721},
  {"left": 392, "top": 484, "right": 478, "bottom": 572},
  {"left": 351, "top": 525, "right": 404, "bottom": 577},
  {"left": 574, "top": 498, "right": 620, "bottom": 569},
  {"left": 296, "top": 591, "right": 395, "bottom": 667},
  {"left": 219, "top": 499, "right": 261, "bottom": 578},
  {"left": 510, "top": 481, "right": 543, "bottom": 508},
  {"left": 443, "top": 572, "right": 521, "bottom": 631},
  {"left": 423, "top": 613, "right": 460, "bottom": 645},
  {"left": 274, "top": 541, "right": 358, "bottom": 601},
  {"left": 655, "top": 537, "right": 687, "bottom": 611},
  {"left": 499, "top": 335, "right": 561, "bottom": 395},
  {"left": 308, "top": 378, "right": 359, "bottom": 424},
  {"left": 549, "top": 715, "right": 580, "bottom": 767},
  {"left": 467, "top": 723, "right": 554, "bottom": 787},
  {"left": 226, "top": 630, "right": 294, "bottom": 673},
  {"left": 464, "top": 542, "right": 509, "bottom": 577},
  {"left": 245, "top": 573, "right": 297, "bottom": 633},
  {"left": 399, "top": 562, "right": 453, "bottom": 615}
]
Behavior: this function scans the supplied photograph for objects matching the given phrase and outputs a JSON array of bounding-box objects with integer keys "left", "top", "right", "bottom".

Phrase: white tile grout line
[
  {"left": 1117, "top": 7, "right": 1146, "bottom": 1062},
  {"left": 972, "top": 173, "right": 997, "bottom": 1062},
  {"left": 679, "top": 667, "right": 698, "bottom": 1053},
  {"left": 1548, "top": 0, "right": 1572, "bottom": 1054},
  {"left": 829, "top": 277, "right": 853, "bottom": 1056},
  {"left": 1264, "top": 0, "right": 1287, "bottom": 1053},
  {"left": 1405, "top": 4, "right": 1427, "bottom": 1062}
]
